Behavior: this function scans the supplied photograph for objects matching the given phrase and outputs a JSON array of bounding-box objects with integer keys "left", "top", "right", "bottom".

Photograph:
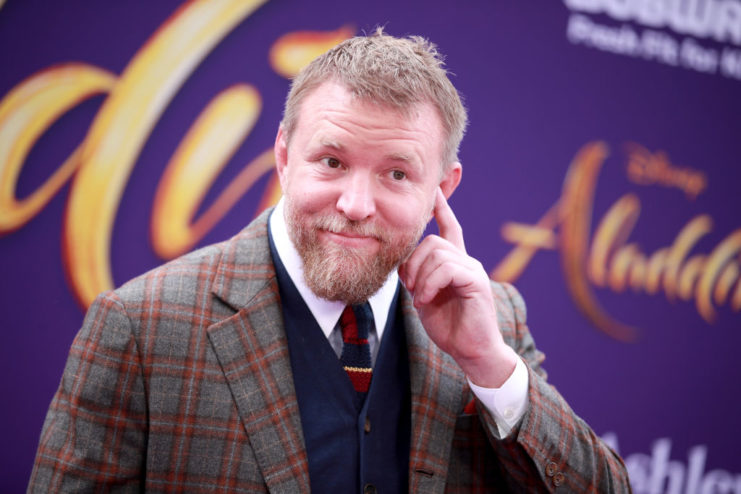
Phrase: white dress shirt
[{"left": 269, "top": 198, "right": 528, "bottom": 437}]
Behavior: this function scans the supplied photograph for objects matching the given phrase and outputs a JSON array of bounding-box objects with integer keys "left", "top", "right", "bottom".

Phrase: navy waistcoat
[{"left": 269, "top": 232, "right": 411, "bottom": 493}]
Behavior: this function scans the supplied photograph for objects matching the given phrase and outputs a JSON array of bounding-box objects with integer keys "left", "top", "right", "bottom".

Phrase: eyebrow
[
  {"left": 385, "top": 152, "right": 412, "bottom": 163},
  {"left": 317, "top": 138, "right": 417, "bottom": 166},
  {"left": 318, "top": 138, "right": 344, "bottom": 151}
]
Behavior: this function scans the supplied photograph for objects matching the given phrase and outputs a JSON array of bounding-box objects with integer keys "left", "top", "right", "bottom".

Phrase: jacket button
[
  {"left": 364, "top": 417, "right": 371, "bottom": 433},
  {"left": 553, "top": 472, "right": 565, "bottom": 486},
  {"left": 363, "top": 483, "right": 377, "bottom": 494},
  {"left": 545, "top": 461, "right": 557, "bottom": 477}
]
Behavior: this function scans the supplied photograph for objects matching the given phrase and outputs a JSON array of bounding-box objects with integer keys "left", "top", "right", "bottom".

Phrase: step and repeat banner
[{"left": 1, "top": 1, "right": 739, "bottom": 492}]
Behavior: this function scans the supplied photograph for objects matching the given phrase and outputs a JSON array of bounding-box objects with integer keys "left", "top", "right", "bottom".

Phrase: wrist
[{"left": 459, "top": 345, "right": 519, "bottom": 389}]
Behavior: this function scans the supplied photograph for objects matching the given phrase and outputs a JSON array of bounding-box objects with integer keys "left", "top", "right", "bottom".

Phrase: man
[{"left": 29, "top": 31, "right": 630, "bottom": 492}]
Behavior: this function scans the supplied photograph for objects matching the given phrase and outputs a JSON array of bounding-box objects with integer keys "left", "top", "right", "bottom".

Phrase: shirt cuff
[{"left": 467, "top": 356, "right": 529, "bottom": 438}]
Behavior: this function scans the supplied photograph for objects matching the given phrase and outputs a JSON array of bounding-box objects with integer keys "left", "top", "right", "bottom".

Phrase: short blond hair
[{"left": 280, "top": 28, "right": 468, "bottom": 166}]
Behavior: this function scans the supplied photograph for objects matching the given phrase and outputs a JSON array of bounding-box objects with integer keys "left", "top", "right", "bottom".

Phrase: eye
[
  {"left": 391, "top": 170, "right": 406, "bottom": 181},
  {"left": 322, "top": 157, "right": 341, "bottom": 169}
]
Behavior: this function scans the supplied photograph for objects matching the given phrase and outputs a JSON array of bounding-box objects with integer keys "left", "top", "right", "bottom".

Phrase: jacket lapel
[
  {"left": 206, "top": 209, "right": 310, "bottom": 493},
  {"left": 402, "top": 288, "right": 466, "bottom": 494}
]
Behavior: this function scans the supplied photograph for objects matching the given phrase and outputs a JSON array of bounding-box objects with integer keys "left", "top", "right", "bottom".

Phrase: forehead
[{"left": 292, "top": 82, "right": 445, "bottom": 163}]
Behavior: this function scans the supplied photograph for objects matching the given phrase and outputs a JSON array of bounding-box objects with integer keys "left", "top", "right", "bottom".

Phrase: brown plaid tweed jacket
[{"left": 28, "top": 209, "right": 630, "bottom": 493}]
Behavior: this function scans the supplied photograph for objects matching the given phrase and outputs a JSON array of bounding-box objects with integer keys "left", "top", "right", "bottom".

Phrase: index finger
[{"left": 434, "top": 187, "right": 466, "bottom": 251}]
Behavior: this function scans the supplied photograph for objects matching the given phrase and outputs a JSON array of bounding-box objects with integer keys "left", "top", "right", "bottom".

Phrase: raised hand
[{"left": 399, "top": 188, "right": 518, "bottom": 388}]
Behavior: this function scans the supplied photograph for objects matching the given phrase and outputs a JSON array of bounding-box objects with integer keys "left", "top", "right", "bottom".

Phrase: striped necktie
[{"left": 339, "top": 303, "right": 373, "bottom": 394}]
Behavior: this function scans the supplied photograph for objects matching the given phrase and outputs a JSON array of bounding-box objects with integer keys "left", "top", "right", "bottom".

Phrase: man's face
[{"left": 275, "top": 81, "right": 460, "bottom": 303}]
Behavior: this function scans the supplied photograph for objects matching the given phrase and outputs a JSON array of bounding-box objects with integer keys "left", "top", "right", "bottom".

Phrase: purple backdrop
[{"left": 1, "top": 1, "right": 740, "bottom": 492}]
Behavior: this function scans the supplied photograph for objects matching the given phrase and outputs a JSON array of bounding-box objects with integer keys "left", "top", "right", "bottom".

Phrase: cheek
[
  {"left": 287, "top": 179, "right": 339, "bottom": 215},
  {"left": 379, "top": 196, "right": 430, "bottom": 231}
]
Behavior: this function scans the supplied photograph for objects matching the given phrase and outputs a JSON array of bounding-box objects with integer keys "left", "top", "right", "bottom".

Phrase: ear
[
  {"left": 439, "top": 161, "right": 462, "bottom": 199},
  {"left": 274, "top": 126, "right": 289, "bottom": 191}
]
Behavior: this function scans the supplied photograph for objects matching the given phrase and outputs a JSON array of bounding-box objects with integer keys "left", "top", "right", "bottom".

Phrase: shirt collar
[{"left": 269, "top": 198, "right": 398, "bottom": 341}]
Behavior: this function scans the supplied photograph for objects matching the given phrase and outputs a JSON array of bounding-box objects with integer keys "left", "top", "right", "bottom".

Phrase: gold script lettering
[
  {"left": 63, "top": 0, "right": 268, "bottom": 306},
  {"left": 270, "top": 26, "right": 355, "bottom": 78},
  {"left": 151, "top": 84, "right": 267, "bottom": 259},
  {"left": 492, "top": 141, "right": 740, "bottom": 340},
  {"left": 0, "top": 64, "right": 114, "bottom": 233},
  {"left": 558, "top": 143, "right": 638, "bottom": 342},
  {"left": 626, "top": 143, "right": 707, "bottom": 200}
]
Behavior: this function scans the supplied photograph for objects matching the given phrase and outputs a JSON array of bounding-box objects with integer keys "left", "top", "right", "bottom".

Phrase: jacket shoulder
[
  {"left": 114, "top": 239, "right": 228, "bottom": 306},
  {"left": 489, "top": 281, "right": 528, "bottom": 329},
  {"left": 107, "top": 209, "right": 274, "bottom": 332},
  {"left": 114, "top": 209, "right": 273, "bottom": 310}
]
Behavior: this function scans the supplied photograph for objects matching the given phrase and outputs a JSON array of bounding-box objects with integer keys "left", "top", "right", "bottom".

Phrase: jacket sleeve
[
  {"left": 476, "top": 282, "right": 632, "bottom": 493},
  {"left": 28, "top": 291, "right": 147, "bottom": 493}
]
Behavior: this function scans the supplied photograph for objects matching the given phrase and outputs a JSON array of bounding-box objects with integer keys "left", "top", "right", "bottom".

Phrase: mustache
[{"left": 312, "top": 215, "right": 385, "bottom": 241}]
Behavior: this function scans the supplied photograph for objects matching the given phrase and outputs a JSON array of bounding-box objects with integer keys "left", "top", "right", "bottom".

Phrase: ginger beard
[{"left": 284, "top": 194, "right": 427, "bottom": 304}]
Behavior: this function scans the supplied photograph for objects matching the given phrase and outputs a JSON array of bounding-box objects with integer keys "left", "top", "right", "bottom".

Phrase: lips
[
  {"left": 313, "top": 214, "right": 383, "bottom": 245},
  {"left": 321, "top": 229, "right": 380, "bottom": 249}
]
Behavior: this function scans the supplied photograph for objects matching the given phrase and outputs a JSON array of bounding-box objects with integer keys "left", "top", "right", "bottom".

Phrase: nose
[{"left": 336, "top": 172, "right": 376, "bottom": 221}]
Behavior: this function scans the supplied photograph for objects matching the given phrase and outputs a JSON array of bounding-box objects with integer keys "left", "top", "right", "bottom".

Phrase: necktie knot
[
  {"left": 339, "top": 303, "right": 373, "bottom": 394},
  {"left": 340, "top": 303, "right": 371, "bottom": 342}
]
